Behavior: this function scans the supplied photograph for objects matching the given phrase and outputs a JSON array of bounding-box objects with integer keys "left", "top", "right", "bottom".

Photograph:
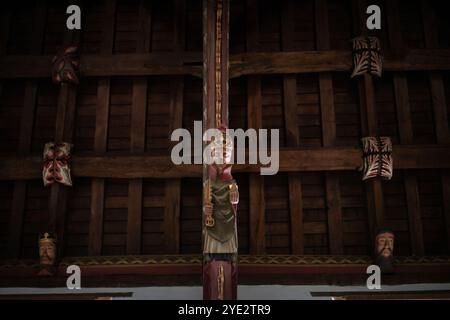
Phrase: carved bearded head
[
  {"left": 374, "top": 228, "right": 395, "bottom": 274},
  {"left": 39, "top": 232, "right": 57, "bottom": 266}
]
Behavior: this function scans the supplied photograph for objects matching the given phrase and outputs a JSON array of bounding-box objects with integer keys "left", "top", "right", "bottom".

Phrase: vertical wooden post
[
  {"left": 246, "top": 0, "right": 266, "bottom": 255},
  {"left": 386, "top": 0, "right": 424, "bottom": 255},
  {"left": 89, "top": 0, "right": 116, "bottom": 256},
  {"left": 163, "top": 0, "right": 185, "bottom": 254},
  {"left": 351, "top": 0, "right": 385, "bottom": 243},
  {"left": 7, "top": 2, "right": 45, "bottom": 258},
  {"left": 281, "top": 0, "right": 304, "bottom": 255},
  {"left": 127, "top": 0, "right": 152, "bottom": 255},
  {"left": 315, "top": 0, "right": 343, "bottom": 254},
  {"left": 48, "top": 1, "right": 82, "bottom": 257},
  {"left": 421, "top": 0, "right": 450, "bottom": 253},
  {"left": 203, "top": 0, "right": 236, "bottom": 300}
]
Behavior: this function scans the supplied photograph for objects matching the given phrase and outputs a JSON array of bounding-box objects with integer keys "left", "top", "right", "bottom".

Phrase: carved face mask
[
  {"left": 39, "top": 232, "right": 57, "bottom": 266},
  {"left": 52, "top": 46, "right": 80, "bottom": 85},
  {"left": 376, "top": 232, "right": 394, "bottom": 258},
  {"left": 375, "top": 230, "right": 395, "bottom": 273},
  {"left": 43, "top": 142, "right": 73, "bottom": 187}
]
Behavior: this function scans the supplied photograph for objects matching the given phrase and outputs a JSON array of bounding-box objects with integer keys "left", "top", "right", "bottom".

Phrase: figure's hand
[
  {"left": 230, "top": 191, "right": 239, "bottom": 205},
  {"left": 229, "top": 183, "right": 239, "bottom": 205}
]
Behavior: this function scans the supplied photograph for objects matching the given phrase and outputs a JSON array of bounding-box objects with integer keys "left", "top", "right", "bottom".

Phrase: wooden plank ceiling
[{"left": 0, "top": 0, "right": 449, "bottom": 264}]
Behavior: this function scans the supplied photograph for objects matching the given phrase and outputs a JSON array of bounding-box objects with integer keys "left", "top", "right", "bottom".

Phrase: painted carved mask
[
  {"left": 43, "top": 142, "right": 73, "bottom": 187},
  {"left": 351, "top": 36, "right": 383, "bottom": 78},
  {"left": 52, "top": 46, "right": 80, "bottom": 85},
  {"left": 39, "top": 232, "right": 57, "bottom": 266},
  {"left": 375, "top": 229, "right": 395, "bottom": 274}
]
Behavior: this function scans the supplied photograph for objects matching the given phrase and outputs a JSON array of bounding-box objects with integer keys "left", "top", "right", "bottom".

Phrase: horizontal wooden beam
[
  {"left": 1, "top": 145, "right": 449, "bottom": 180},
  {"left": 0, "top": 255, "right": 449, "bottom": 287},
  {"left": 229, "top": 49, "right": 450, "bottom": 78},
  {"left": 0, "top": 52, "right": 203, "bottom": 78},
  {"left": 1, "top": 49, "right": 449, "bottom": 79}
]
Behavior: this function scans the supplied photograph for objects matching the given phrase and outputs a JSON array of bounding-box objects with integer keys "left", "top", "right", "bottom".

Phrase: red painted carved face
[{"left": 42, "top": 142, "right": 73, "bottom": 187}]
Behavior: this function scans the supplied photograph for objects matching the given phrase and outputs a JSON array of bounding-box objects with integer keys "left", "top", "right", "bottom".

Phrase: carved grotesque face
[
  {"left": 52, "top": 46, "right": 80, "bottom": 85},
  {"left": 43, "top": 142, "right": 73, "bottom": 187},
  {"left": 376, "top": 232, "right": 394, "bottom": 258},
  {"left": 39, "top": 239, "right": 56, "bottom": 266}
]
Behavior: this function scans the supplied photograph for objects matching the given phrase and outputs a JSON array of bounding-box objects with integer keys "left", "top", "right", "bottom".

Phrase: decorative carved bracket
[
  {"left": 361, "top": 136, "right": 393, "bottom": 181},
  {"left": 351, "top": 36, "right": 383, "bottom": 78}
]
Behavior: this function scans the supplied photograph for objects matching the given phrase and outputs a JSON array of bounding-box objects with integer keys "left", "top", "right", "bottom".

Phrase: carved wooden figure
[{"left": 203, "top": 126, "right": 239, "bottom": 300}]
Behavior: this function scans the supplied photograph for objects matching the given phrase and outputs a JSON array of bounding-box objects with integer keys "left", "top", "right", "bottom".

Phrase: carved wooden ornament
[
  {"left": 51, "top": 46, "right": 80, "bottom": 85},
  {"left": 42, "top": 142, "right": 73, "bottom": 187},
  {"left": 361, "top": 136, "right": 393, "bottom": 181},
  {"left": 351, "top": 36, "right": 383, "bottom": 78}
]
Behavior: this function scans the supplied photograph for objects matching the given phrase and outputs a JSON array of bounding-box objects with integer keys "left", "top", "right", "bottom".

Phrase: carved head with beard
[
  {"left": 38, "top": 232, "right": 57, "bottom": 276},
  {"left": 374, "top": 228, "right": 395, "bottom": 274}
]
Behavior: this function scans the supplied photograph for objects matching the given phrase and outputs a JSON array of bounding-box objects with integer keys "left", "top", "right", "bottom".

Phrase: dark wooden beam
[
  {"left": 352, "top": 0, "right": 384, "bottom": 242},
  {"left": 7, "top": 1, "right": 47, "bottom": 258},
  {"left": 2, "top": 145, "right": 450, "bottom": 180},
  {"left": 203, "top": 0, "right": 235, "bottom": 300},
  {"left": 1, "top": 255, "right": 450, "bottom": 288},
  {"left": 126, "top": 0, "right": 152, "bottom": 255},
  {"left": 315, "top": 0, "right": 343, "bottom": 254},
  {"left": 228, "top": 49, "right": 450, "bottom": 78},
  {"left": 387, "top": 0, "right": 424, "bottom": 255},
  {"left": 246, "top": 0, "right": 265, "bottom": 256},
  {"left": 281, "top": 0, "right": 303, "bottom": 255},
  {"left": 88, "top": 0, "right": 116, "bottom": 256},
  {"left": 421, "top": 0, "right": 450, "bottom": 254},
  {"left": 164, "top": 81, "right": 183, "bottom": 253},
  {"left": 2, "top": 49, "right": 450, "bottom": 79},
  {"left": 163, "top": 0, "right": 185, "bottom": 254},
  {"left": 48, "top": 0, "right": 83, "bottom": 257},
  {"left": 0, "top": 53, "right": 202, "bottom": 79}
]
